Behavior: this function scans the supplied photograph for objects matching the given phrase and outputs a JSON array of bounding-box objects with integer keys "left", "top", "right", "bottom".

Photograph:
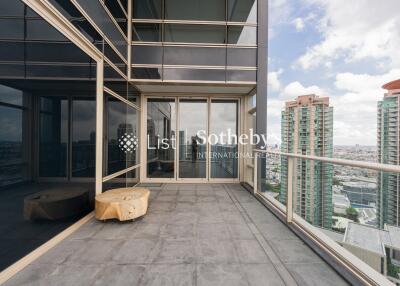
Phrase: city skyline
[{"left": 267, "top": 0, "right": 400, "bottom": 146}]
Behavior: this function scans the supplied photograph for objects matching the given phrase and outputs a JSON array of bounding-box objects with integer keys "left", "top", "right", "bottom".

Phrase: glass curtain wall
[
  {"left": 0, "top": 0, "right": 98, "bottom": 271},
  {"left": 131, "top": 0, "right": 257, "bottom": 83}
]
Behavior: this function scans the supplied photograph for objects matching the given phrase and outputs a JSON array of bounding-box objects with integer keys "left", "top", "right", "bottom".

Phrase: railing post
[
  {"left": 287, "top": 157, "right": 294, "bottom": 223},
  {"left": 253, "top": 152, "right": 258, "bottom": 194}
]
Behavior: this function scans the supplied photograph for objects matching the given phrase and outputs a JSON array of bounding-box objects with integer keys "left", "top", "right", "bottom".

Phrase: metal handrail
[
  {"left": 255, "top": 149, "right": 400, "bottom": 174},
  {"left": 252, "top": 148, "right": 395, "bottom": 286}
]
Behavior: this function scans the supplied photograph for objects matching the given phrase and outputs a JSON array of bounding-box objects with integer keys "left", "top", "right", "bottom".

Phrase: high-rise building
[
  {"left": 377, "top": 79, "right": 400, "bottom": 228},
  {"left": 280, "top": 95, "right": 334, "bottom": 228}
]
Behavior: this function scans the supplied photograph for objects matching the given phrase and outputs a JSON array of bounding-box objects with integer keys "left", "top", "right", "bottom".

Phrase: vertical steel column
[
  {"left": 256, "top": 0, "right": 268, "bottom": 191},
  {"left": 287, "top": 157, "right": 294, "bottom": 223},
  {"left": 95, "top": 60, "right": 104, "bottom": 195}
]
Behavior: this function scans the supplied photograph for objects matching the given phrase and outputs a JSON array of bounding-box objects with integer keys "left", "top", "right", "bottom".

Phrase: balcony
[{"left": 2, "top": 183, "right": 348, "bottom": 286}]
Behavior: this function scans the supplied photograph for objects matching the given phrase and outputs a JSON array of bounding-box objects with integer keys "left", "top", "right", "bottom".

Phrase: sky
[{"left": 267, "top": 0, "right": 400, "bottom": 146}]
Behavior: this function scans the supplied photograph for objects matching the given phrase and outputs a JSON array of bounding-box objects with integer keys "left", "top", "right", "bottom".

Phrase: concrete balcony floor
[{"left": 5, "top": 184, "right": 349, "bottom": 286}]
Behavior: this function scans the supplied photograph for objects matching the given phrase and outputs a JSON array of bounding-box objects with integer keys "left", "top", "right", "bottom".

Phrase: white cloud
[
  {"left": 292, "top": 18, "right": 305, "bottom": 31},
  {"left": 331, "top": 69, "right": 400, "bottom": 145},
  {"left": 269, "top": 0, "right": 292, "bottom": 38},
  {"left": 297, "top": 0, "right": 400, "bottom": 69},
  {"left": 280, "top": 81, "right": 325, "bottom": 100},
  {"left": 268, "top": 69, "right": 283, "bottom": 92}
]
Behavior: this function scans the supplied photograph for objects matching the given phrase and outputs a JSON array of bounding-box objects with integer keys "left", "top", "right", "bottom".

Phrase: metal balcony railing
[{"left": 252, "top": 149, "right": 399, "bottom": 286}]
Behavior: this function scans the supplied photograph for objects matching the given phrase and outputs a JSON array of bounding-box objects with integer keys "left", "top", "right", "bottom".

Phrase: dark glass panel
[
  {"left": 26, "top": 65, "right": 93, "bottom": 79},
  {"left": 26, "top": 19, "right": 67, "bottom": 41},
  {"left": 228, "top": 26, "right": 257, "bottom": 45},
  {"left": 131, "top": 67, "right": 162, "bottom": 80},
  {"left": 164, "top": 24, "right": 226, "bottom": 44},
  {"left": 132, "top": 23, "right": 162, "bottom": 42},
  {"left": 227, "top": 48, "right": 257, "bottom": 67},
  {"left": 178, "top": 99, "right": 207, "bottom": 178},
  {"left": 210, "top": 100, "right": 238, "bottom": 179},
  {"left": 0, "top": 19, "right": 24, "bottom": 40},
  {"left": 0, "top": 63, "right": 25, "bottom": 78},
  {"left": 0, "top": 1, "right": 24, "bottom": 16},
  {"left": 228, "top": 0, "right": 257, "bottom": 22},
  {"left": 72, "top": 97, "right": 96, "bottom": 177},
  {"left": 103, "top": 42, "right": 126, "bottom": 75},
  {"left": 164, "top": 46, "right": 226, "bottom": 66},
  {"left": 127, "top": 83, "right": 140, "bottom": 104},
  {"left": 147, "top": 99, "right": 175, "bottom": 178},
  {"left": 164, "top": 68, "right": 225, "bottom": 81},
  {"left": 0, "top": 84, "right": 24, "bottom": 106},
  {"left": 0, "top": 85, "right": 29, "bottom": 187},
  {"left": 75, "top": 0, "right": 127, "bottom": 58},
  {"left": 26, "top": 42, "right": 91, "bottom": 63},
  {"left": 103, "top": 168, "right": 138, "bottom": 191},
  {"left": 105, "top": 0, "right": 126, "bottom": 19},
  {"left": 165, "top": 0, "right": 225, "bottom": 21},
  {"left": 133, "top": 0, "right": 162, "bottom": 19},
  {"left": 131, "top": 45, "right": 162, "bottom": 65},
  {"left": 226, "top": 70, "right": 256, "bottom": 82},
  {"left": 47, "top": 0, "right": 104, "bottom": 48},
  {"left": 39, "top": 96, "right": 68, "bottom": 177},
  {"left": 106, "top": 95, "right": 138, "bottom": 175},
  {"left": 0, "top": 41, "right": 24, "bottom": 62},
  {"left": 104, "top": 64, "right": 124, "bottom": 80}
]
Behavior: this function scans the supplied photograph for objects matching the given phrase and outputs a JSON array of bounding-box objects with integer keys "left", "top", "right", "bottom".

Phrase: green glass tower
[
  {"left": 280, "top": 95, "right": 333, "bottom": 228},
  {"left": 377, "top": 80, "right": 400, "bottom": 228}
]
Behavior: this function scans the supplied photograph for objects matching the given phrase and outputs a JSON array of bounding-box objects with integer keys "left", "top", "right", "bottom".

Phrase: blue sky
[{"left": 266, "top": 0, "right": 400, "bottom": 146}]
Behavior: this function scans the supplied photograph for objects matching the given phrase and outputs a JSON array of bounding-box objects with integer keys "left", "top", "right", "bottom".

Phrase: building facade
[
  {"left": 0, "top": 0, "right": 267, "bottom": 271},
  {"left": 280, "top": 95, "right": 333, "bottom": 228},
  {"left": 377, "top": 79, "right": 400, "bottom": 228}
]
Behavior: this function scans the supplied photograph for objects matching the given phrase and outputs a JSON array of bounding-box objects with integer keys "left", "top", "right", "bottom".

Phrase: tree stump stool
[{"left": 95, "top": 188, "right": 150, "bottom": 221}]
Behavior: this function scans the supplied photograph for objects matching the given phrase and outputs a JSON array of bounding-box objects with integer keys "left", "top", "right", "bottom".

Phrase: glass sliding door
[
  {"left": 147, "top": 98, "right": 176, "bottom": 178},
  {"left": 178, "top": 99, "right": 207, "bottom": 179},
  {"left": 209, "top": 100, "right": 239, "bottom": 179}
]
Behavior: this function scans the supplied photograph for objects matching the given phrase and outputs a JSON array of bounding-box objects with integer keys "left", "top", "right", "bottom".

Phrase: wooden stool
[{"left": 95, "top": 188, "right": 150, "bottom": 221}]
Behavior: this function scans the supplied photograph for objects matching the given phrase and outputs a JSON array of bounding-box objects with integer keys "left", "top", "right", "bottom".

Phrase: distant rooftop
[
  {"left": 344, "top": 222, "right": 400, "bottom": 257},
  {"left": 382, "top": 79, "right": 400, "bottom": 91}
]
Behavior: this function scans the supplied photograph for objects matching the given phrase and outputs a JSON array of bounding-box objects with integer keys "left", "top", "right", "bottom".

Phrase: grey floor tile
[
  {"left": 69, "top": 219, "right": 103, "bottom": 240},
  {"left": 3, "top": 263, "right": 58, "bottom": 286},
  {"left": 233, "top": 239, "right": 271, "bottom": 264},
  {"left": 197, "top": 264, "right": 248, "bottom": 286},
  {"left": 196, "top": 239, "right": 238, "bottom": 263},
  {"left": 113, "top": 238, "right": 160, "bottom": 264},
  {"left": 256, "top": 222, "right": 298, "bottom": 241},
  {"left": 93, "top": 265, "right": 145, "bottom": 286},
  {"left": 92, "top": 221, "right": 136, "bottom": 240},
  {"left": 141, "top": 264, "right": 195, "bottom": 286},
  {"left": 198, "top": 223, "right": 230, "bottom": 240},
  {"left": 168, "top": 211, "right": 198, "bottom": 224},
  {"left": 130, "top": 222, "right": 164, "bottom": 239},
  {"left": 227, "top": 223, "right": 255, "bottom": 239},
  {"left": 66, "top": 239, "right": 123, "bottom": 265},
  {"left": 36, "top": 239, "right": 83, "bottom": 265},
  {"left": 153, "top": 239, "right": 195, "bottom": 264},
  {"left": 160, "top": 223, "right": 196, "bottom": 239},
  {"left": 243, "top": 263, "right": 285, "bottom": 286},
  {"left": 286, "top": 263, "right": 349, "bottom": 286}
]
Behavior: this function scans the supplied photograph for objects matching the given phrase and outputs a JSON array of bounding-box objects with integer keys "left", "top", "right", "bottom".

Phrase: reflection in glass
[
  {"left": 210, "top": 100, "right": 238, "bottom": 179},
  {"left": 39, "top": 97, "right": 68, "bottom": 177},
  {"left": 133, "top": 0, "right": 162, "bottom": 19},
  {"left": 165, "top": 0, "right": 225, "bottom": 21},
  {"left": 72, "top": 98, "right": 96, "bottom": 177},
  {"left": 228, "top": 0, "right": 257, "bottom": 22},
  {"left": 131, "top": 45, "right": 163, "bottom": 65},
  {"left": 164, "top": 24, "right": 226, "bottom": 44},
  {"left": 227, "top": 48, "right": 257, "bottom": 67},
  {"left": 106, "top": 95, "right": 138, "bottom": 175},
  {"left": 133, "top": 23, "right": 162, "bottom": 42},
  {"left": 163, "top": 68, "right": 225, "bottom": 82},
  {"left": 163, "top": 46, "right": 226, "bottom": 66},
  {"left": 132, "top": 67, "right": 162, "bottom": 80},
  {"left": 147, "top": 99, "right": 176, "bottom": 178},
  {"left": 226, "top": 70, "right": 256, "bottom": 82},
  {"left": 179, "top": 99, "right": 207, "bottom": 179},
  {"left": 228, "top": 26, "right": 257, "bottom": 45}
]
